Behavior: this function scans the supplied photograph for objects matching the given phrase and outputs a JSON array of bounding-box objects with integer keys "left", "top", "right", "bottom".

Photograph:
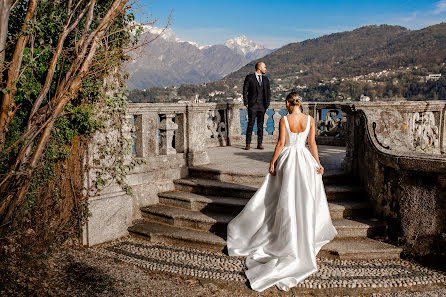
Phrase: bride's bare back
[{"left": 286, "top": 113, "right": 310, "bottom": 134}]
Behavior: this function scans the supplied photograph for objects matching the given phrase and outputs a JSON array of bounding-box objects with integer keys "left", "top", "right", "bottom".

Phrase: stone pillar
[
  {"left": 133, "top": 112, "right": 159, "bottom": 158},
  {"left": 175, "top": 113, "right": 186, "bottom": 153},
  {"left": 307, "top": 103, "right": 317, "bottom": 120},
  {"left": 186, "top": 104, "right": 210, "bottom": 166},
  {"left": 227, "top": 103, "right": 243, "bottom": 146},
  {"left": 440, "top": 107, "right": 445, "bottom": 154},
  {"left": 341, "top": 104, "right": 356, "bottom": 174},
  {"left": 301, "top": 103, "right": 310, "bottom": 116},
  {"left": 159, "top": 113, "right": 178, "bottom": 155}
]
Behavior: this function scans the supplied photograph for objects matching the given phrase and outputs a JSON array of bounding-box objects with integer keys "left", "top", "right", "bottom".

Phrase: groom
[{"left": 243, "top": 61, "right": 271, "bottom": 150}]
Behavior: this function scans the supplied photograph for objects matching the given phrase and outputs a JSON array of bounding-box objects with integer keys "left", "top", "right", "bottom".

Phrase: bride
[{"left": 227, "top": 92, "right": 338, "bottom": 292}]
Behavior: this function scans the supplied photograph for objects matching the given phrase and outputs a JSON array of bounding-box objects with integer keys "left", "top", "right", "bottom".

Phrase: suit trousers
[{"left": 246, "top": 108, "right": 265, "bottom": 145}]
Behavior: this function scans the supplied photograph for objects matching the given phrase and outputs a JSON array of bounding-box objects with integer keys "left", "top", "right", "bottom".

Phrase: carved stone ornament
[
  {"left": 410, "top": 111, "right": 439, "bottom": 152},
  {"left": 206, "top": 110, "right": 227, "bottom": 139},
  {"left": 317, "top": 109, "right": 343, "bottom": 136},
  {"left": 367, "top": 109, "right": 412, "bottom": 151}
]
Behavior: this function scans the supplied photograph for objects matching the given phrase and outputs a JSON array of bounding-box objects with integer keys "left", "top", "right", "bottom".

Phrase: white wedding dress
[{"left": 227, "top": 115, "right": 338, "bottom": 292}]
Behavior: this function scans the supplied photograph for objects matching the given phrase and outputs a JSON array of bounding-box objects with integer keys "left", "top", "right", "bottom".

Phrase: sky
[{"left": 135, "top": 0, "right": 446, "bottom": 49}]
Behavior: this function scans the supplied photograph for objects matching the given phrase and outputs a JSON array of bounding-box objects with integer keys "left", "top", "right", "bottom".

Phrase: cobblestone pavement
[{"left": 92, "top": 238, "right": 446, "bottom": 295}]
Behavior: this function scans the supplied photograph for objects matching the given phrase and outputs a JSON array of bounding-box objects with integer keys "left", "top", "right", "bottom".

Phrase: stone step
[
  {"left": 158, "top": 190, "right": 247, "bottom": 214},
  {"left": 128, "top": 221, "right": 401, "bottom": 260},
  {"left": 140, "top": 204, "right": 232, "bottom": 233},
  {"left": 159, "top": 190, "right": 369, "bottom": 219},
  {"left": 328, "top": 201, "right": 370, "bottom": 220},
  {"left": 128, "top": 221, "right": 226, "bottom": 251},
  {"left": 332, "top": 218, "right": 382, "bottom": 238},
  {"left": 188, "top": 166, "right": 350, "bottom": 186},
  {"left": 174, "top": 178, "right": 365, "bottom": 201},
  {"left": 174, "top": 178, "right": 256, "bottom": 199},
  {"left": 140, "top": 204, "right": 379, "bottom": 239},
  {"left": 320, "top": 238, "right": 402, "bottom": 260}
]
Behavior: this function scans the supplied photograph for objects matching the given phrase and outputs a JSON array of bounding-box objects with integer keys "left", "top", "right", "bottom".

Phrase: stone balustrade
[
  {"left": 128, "top": 102, "right": 349, "bottom": 159},
  {"left": 341, "top": 100, "right": 446, "bottom": 259},
  {"left": 86, "top": 99, "right": 446, "bottom": 260},
  {"left": 80, "top": 102, "right": 347, "bottom": 245}
]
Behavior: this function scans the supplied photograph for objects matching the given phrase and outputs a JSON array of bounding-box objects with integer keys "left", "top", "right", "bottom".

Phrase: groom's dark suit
[{"left": 243, "top": 73, "right": 271, "bottom": 145}]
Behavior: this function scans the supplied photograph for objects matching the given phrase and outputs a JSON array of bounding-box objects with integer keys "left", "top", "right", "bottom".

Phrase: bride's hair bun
[{"left": 286, "top": 92, "right": 302, "bottom": 106}]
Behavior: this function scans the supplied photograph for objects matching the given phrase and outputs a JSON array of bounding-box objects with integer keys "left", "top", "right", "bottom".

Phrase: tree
[{"left": 0, "top": 0, "right": 142, "bottom": 226}]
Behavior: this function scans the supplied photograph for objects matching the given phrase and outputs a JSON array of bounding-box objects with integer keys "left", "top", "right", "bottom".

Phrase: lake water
[{"left": 240, "top": 108, "right": 342, "bottom": 135}]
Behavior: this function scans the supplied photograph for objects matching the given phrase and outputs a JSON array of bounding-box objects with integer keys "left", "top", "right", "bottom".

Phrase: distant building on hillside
[
  {"left": 360, "top": 94, "right": 371, "bottom": 102},
  {"left": 425, "top": 74, "right": 442, "bottom": 82}
]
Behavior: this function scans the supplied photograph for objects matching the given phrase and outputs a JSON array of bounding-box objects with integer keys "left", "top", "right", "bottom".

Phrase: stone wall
[{"left": 342, "top": 101, "right": 446, "bottom": 257}]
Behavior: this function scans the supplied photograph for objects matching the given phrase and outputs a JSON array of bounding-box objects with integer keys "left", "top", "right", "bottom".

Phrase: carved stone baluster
[
  {"left": 272, "top": 108, "right": 282, "bottom": 136},
  {"left": 243, "top": 109, "right": 248, "bottom": 135},
  {"left": 206, "top": 110, "right": 216, "bottom": 139},
  {"left": 159, "top": 113, "right": 178, "bottom": 155},
  {"left": 316, "top": 107, "right": 324, "bottom": 136},
  {"left": 263, "top": 110, "right": 269, "bottom": 135},
  {"left": 216, "top": 109, "right": 228, "bottom": 146},
  {"left": 227, "top": 103, "right": 243, "bottom": 146}
]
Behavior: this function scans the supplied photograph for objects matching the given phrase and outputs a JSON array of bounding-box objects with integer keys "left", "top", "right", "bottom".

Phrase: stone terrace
[
  {"left": 203, "top": 143, "right": 345, "bottom": 176},
  {"left": 84, "top": 100, "right": 446, "bottom": 294}
]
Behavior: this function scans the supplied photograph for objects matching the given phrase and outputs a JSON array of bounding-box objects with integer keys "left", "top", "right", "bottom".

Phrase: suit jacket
[{"left": 243, "top": 73, "right": 271, "bottom": 110}]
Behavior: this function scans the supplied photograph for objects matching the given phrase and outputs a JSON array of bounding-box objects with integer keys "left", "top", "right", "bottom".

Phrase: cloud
[
  {"left": 434, "top": 0, "right": 446, "bottom": 14},
  {"left": 397, "top": 12, "right": 418, "bottom": 23}
]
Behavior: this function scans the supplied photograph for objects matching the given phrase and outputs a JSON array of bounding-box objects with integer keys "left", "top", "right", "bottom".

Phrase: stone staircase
[{"left": 129, "top": 167, "right": 402, "bottom": 260}]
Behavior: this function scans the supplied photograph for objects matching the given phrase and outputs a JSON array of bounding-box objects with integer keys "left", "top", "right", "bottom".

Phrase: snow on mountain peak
[
  {"left": 140, "top": 25, "right": 181, "bottom": 43},
  {"left": 139, "top": 25, "right": 207, "bottom": 48},
  {"left": 224, "top": 35, "right": 267, "bottom": 55}
]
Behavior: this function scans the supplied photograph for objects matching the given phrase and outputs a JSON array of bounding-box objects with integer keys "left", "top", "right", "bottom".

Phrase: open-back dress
[{"left": 227, "top": 115, "right": 338, "bottom": 292}]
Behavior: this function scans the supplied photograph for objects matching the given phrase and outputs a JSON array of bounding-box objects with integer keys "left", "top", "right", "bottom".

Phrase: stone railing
[
  {"left": 129, "top": 102, "right": 348, "bottom": 153},
  {"left": 220, "top": 102, "right": 348, "bottom": 146},
  {"left": 342, "top": 101, "right": 446, "bottom": 258},
  {"left": 128, "top": 103, "right": 209, "bottom": 166},
  {"left": 84, "top": 101, "right": 348, "bottom": 246}
]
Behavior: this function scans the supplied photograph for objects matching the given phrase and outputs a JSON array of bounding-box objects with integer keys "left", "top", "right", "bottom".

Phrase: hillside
[{"left": 129, "top": 23, "right": 446, "bottom": 102}]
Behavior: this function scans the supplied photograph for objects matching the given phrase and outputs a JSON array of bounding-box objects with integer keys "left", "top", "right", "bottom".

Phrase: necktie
[{"left": 257, "top": 75, "right": 262, "bottom": 86}]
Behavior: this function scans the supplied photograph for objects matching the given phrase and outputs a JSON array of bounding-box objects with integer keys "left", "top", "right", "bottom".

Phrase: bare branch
[
  {"left": 0, "top": 0, "right": 13, "bottom": 82},
  {"left": 0, "top": 0, "right": 37, "bottom": 150},
  {"left": 8, "top": 0, "right": 18, "bottom": 12},
  {"left": 77, "top": 0, "right": 97, "bottom": 51},
  {"left": 28, "top": 0, "right": 94, "bottom": 126}
]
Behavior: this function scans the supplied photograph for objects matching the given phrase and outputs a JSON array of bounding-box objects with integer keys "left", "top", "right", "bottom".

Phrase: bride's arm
[
  {"left": 308, "top": 116, "right": 324, "bottom": 175},
  {"left": 269, "top": 118, "right": 287, "bottom": 175}
]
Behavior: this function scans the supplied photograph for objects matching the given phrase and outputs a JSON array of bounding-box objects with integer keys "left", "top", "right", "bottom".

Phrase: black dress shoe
[
  {"left": 244, "top": 144, "right": 250, "bottom": 150},
  {"left": 257, "top": 144, "right": 264, "bottom": 150}
]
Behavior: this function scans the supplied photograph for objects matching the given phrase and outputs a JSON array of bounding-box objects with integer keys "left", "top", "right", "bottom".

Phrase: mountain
[
  {"left": 188, "top": 23, "right": 446, "bottom": 101},
  {"left": 125, "top": 27, "right": 273, "bottom": 89},
  {"left": 224, "top": 35, "right": 273, "bottom": 61}
]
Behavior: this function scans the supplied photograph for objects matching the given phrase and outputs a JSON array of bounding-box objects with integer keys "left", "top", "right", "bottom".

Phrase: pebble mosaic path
[{"left": 93, "top": 238, "right": 446, "bottom": 290}]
